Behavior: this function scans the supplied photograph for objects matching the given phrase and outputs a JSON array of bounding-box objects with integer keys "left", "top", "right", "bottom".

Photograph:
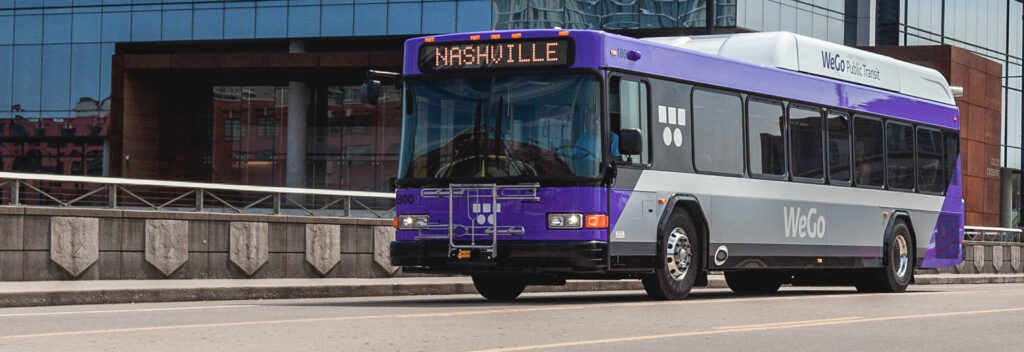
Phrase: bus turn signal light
[
  {"left": 424, "top": 37, "right": 435, "bottom": 43},
  {"left": 585, "top": 214, "right": 609, "bottom": 229},
  {"left": 393, "top": 216, "right": 399, "bottom": 229}
]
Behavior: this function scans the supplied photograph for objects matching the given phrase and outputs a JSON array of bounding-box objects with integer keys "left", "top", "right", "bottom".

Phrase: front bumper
[{"left": 390, "top": 240, "right": 607, "bottom": 273}]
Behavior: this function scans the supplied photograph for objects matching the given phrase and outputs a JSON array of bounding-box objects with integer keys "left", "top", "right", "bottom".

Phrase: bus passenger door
[{"left": 607, "top": 76, "right": 658, "bottom": 267}]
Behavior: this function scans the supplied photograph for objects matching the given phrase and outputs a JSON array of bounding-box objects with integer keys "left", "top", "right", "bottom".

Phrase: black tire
[
  {"left": 724, "top": 270, "right": 782, "bottom": 294},
  {"left": 856, "top": 219, "right": 913, "bottom": 293},
  {"left": 472, "top": 275, "right": 527, "bottom": 301},
  {"left": 642, "top": 212, "right": 701, "bottom": 300}
]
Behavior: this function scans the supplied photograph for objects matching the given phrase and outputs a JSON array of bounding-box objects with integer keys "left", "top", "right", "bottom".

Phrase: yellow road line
[
  {"left": 1, "top": 288, "right": 1021, "bottom": 341},
  {"left": 472, "top": 307, "right": 1024, "bottom": 352},
  {"left": 710, "top": 316, "right": 863, "bottom": 330}
]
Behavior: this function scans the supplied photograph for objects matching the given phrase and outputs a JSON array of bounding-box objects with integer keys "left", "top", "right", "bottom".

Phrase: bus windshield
[{"left": 398, "top": 74, "right": 602, "bottom": 184}]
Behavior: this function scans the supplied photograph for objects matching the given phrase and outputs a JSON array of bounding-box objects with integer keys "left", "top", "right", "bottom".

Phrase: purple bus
[{"left": 369, "top": 29, "right": 963, "bottom": 300}]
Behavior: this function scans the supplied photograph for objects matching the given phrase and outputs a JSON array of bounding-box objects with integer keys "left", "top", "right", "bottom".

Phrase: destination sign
[{"left": 419, "top": 38, "right": 573, "bottom": 72}]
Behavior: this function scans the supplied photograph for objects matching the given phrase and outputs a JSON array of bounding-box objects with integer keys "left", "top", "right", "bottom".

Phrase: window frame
[
  {"left": 852, "top": 114, "right": 886, "bottom": 190},
  {"left": 915, "top": 125, "right": 945, "bottom": 196},
  {"left": 825, "top": 109, "right": 853, "bottom": 187},
  {"left": 787, "top": 103, "right": 826, "bottom": 184},
  {"left": 690, "top": 86, "right": 745, "bottom": 177},
  {"left": 942, "top": 130, "right": 961, "bottom": 191},
  {"left": 885, "top": 120, "right": 917, "bottom": 193},
  {"left": 745, "top": 95, "right": 788, "bottom": 181},
  {"left": 608, "top": 74, "right": 653, "bottom": 169}
]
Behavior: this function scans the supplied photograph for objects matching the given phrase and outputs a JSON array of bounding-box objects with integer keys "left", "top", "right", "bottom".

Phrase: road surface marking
[
  {"left": 0, "top": 288, "right": 1020, "bottom": 340},
  {"left": 711, "top": 316, "right": 862, "bottom": 330},
  {"left": 0, "top": 305, "right": 257, "bottom": 318},
  {"left": 472, "top": 307, "right": 1024, "bottom": 352}
]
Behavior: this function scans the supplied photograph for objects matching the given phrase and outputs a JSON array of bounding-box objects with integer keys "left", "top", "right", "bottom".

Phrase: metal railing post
[
  {"left": 195, "top": 189, "right": 204, "bottom": 212},
  {"left": 273, "top": 193, "right": 281, "bottom": 215},
  {"left": 108, "top": 184, "right": 118, "bottom": 208},
  {"left": 345, "top": 196, "right": 352, "bottom": 217},
  {"left": 11, "top": 181, "right": 19, "bottom": 205}
]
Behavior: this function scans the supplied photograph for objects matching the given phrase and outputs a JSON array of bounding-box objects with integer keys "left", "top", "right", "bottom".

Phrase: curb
[{"left": 0, "top": 275, "right": 1020, "bottom": 308}]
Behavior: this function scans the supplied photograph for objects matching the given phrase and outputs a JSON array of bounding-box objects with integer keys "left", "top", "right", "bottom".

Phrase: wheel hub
[
  {"left": 894, "top": 235, "right": 909, "bottom": 278},
  {"left": 665, "top": 227, "right": 692, "bottom": 281}
]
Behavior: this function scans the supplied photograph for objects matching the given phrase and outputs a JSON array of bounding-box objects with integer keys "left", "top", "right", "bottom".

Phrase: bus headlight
[
  {"left": 548, "top": 213, "right": 583, "bottom": 229},
  {"left": 397, "top": 214, "right": 430, "bottom": 229}
]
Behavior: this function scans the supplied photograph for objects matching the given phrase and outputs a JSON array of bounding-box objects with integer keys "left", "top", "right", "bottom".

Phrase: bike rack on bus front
[{"left": 418, "top": 183, "right": 539, "bottom": 259}]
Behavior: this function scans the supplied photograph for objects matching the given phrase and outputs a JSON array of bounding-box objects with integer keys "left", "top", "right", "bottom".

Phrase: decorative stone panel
[
  {"left": 992, "top": 245, "right": 1004, "bottom": 273},
  {"left": 50, "top": 217, "right": 99, "bottom": 277},
  {"left": 230, "top": 222, "right": 269, "bottom": 276},
  {"left": 972, "top": 244, "right": 984, "bottom": 272},
  {"left": 305, "top": 224, "right": 341, "bottom": 276},
  {"left": 373, "top": 226, "right": 398, "bottom": 275},
  {"left": 1012, "top": 246, "right": 1022, "bottom": 273},
  {"left": 145, "top": 219, "right": 189, "bottom": 276}
]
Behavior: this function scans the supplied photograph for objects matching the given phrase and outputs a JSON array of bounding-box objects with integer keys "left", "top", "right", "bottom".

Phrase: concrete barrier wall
[
  {"left": 0, "top": 206, "right": 396, "bottom": 281},
  {"left": 930, "top": 241, "right": 1024, "bottom": 275}
]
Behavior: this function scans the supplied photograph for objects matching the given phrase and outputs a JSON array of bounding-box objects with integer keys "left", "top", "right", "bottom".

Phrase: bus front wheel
[
  {"left": 856, "top": 219, "right": 913, "bottom": 293},
  {"left": 642, "top": 212, "right": 701, "bottom": 300},
  {"left": 472, "top": 274, "right": 527, "bottom": 301}
]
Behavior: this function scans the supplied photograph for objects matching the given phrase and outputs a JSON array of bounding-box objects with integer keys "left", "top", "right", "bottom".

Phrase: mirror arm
[{"left": 367, "top": 70, "right": 402, "bottom": 89}]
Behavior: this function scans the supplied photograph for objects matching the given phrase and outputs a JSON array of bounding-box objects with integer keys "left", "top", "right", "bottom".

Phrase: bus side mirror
[
  {"left": 361, "top": 79, "right": 381, "bottom": 106},
  {"left": 619, "top": 128, "right": 643, "bottom": 156}
]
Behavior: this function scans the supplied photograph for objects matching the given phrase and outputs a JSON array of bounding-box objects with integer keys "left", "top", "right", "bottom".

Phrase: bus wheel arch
[
  {"left": 884, "top": 211, "right": 917, "bottom": 278},
  {"left": 660, "top": 195, "right": 709, "bottom": 286},
  {"left": 858, "top": 211, "right": 916, "bottom": 293}
]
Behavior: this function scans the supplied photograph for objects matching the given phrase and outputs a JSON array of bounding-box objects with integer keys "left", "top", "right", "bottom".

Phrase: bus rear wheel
[
  {"left": 724, "top": 270, "right": 782, "bottom": 294},
  {"left": 856, "top": 219, "right": 913, "bottom": 293},
  {"left": 642, "top": 212, "right": 700, "bottom": 300},
  {"left": 472, "top": 274, "right": 527, "bottom": 301}
]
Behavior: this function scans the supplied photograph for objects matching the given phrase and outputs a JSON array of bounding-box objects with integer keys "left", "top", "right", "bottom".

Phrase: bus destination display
[{"left": 419, "top": 38, "right": 573, "bottom": 72}]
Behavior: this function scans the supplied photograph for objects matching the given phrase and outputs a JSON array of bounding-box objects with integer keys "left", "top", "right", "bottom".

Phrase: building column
[
  {"left": 845, "top": 0, "right": 876, "bottom": 46},
  {"left": 1001, "top": 168, "right": 1015, "bottom": 227},
  {"left": 286, "top": 40, "right": 309, "bottom": 188}
]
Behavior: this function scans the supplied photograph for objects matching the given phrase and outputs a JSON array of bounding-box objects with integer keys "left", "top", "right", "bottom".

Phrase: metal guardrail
[
  {"left": 0, "top": 172, "right": 395, "bottom": 218},
  {"left": 964, "top": 226, "right": 1023, "bottom": 242}
]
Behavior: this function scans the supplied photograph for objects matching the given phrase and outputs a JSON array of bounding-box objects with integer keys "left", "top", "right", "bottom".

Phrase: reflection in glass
[
  {"left": 747, "top": 99, "right": 784, "bottom": 176},
  {"left": 41, "top": 44, "right": 72, "bottom": 111}
]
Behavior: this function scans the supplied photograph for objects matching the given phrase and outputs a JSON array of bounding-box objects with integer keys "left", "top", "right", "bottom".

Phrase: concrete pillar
[
  {"left": 286, "top": 41, "right": 308, "bottom": 188},
  {"left": 1001, "top": 168, "right": 1015, "bottom": 227}
]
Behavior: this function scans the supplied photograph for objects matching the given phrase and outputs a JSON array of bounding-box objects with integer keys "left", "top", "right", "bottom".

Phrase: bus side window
[
  {"left": 886, "top": 121, "right": 916, "bottom": 191},
  {"left": 789, "top": 105, "right": 825, "bottom": 180},
  {"left": 853, "top": 116, "right": 884, "bottom": 187},
  {"left": 611, "top": 78, "right": 649, "bottom": 164},
  {"left": 943, "top": 131, "right": 960, "bottom": 189},
  {"left": 917, "top": 127, "right": 945, "bottom": 194},
  {"left": 827, "top": 111, "right": 852, "bottom": 184}
]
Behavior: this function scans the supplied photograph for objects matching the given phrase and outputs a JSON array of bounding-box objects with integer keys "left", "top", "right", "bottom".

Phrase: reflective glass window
[
  {"left": 224, "top": 8, "right": 256, "bottom": 39},
  {"left": 288, "top": 6, "right": 320, "bottom": 37},
  {"left": 193, "top": 9, "right": 224, "bottom": 40},
  {"left": 854, "top": 116, "right": 884, "bottom": 187},
  {"left": 693, "top": 88, "right": 743, "bottom": 175},
  {"left": 12, "top": 45, "right": 42, "bottom": 113},
  {"left": 14, "top": 15, "right": 42, "bottom": 44},
  {"left": 99, "top": 43, "right": 113, "bottom": 112},
  {"left": 611, "top": 78, "right": 649, "bottom": 164},
  {"left": 746, "top": 98, "right": 785, "bottom": 176},
  {"left": 917, "top": 127, "right": 944, "bottom": 194},
  {"left": 70, "top": 44, "right": 100, "bottom": 109},
  {"left": 387, "top": 3, "right": 420, "bottom": 35},
  {"left": 422, "top": 2, "right": 455, "bottom": 34},
  {"left": 255, "top": 6, "right": 286, "bottom": 38},
  {"left": 353, "top": 4, "right": 385, "bottom": 35},
  {"left": 0, "top": 16, "right": 11, "bottom": 45},
  {"left": 41, "top": 44, "right": 71, "bottom": 111},
  {"left": 827, "top": 111, "right": 851, "bottom": 183},
  {"left": 101, "top": 12, "right": 130, "bottom": 42},
  {"left": 886, "top": 121, "right": 915, "bottom": 190},
  {"left": 131, "top": 11, "right": 161, "bottom": 41},
  {"left": 72, "top": 13, "right": 101, "bottom": 43},
  {"left": 0, "top": 46, "right": 12, "bottom": 113},
  {"left": 162, "top": 10, "right": 193, "bottom": 41},
  {"left": 789, "top": 105, "right": 824, "bottom": 180},
  {"left": 456, "top": 0, "right": 489, "bottom": 32},
  {"left": 43, "top": 14, "right": 71, "bottom": 44},
  {"left": 321, "top": 5, "right": 353, "bottom": 36}
]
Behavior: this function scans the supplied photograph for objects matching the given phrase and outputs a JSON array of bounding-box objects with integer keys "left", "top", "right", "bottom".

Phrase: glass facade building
[{"left": 1, "top": 0, "right": 1021, "bottom": 220}]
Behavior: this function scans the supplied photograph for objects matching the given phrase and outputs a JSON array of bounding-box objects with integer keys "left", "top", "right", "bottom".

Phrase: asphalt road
[{"left": 1, "top": 284, "right": 1023, "bottom": 351}]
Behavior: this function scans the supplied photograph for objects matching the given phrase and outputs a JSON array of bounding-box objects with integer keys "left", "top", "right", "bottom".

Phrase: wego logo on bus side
[
  {"left": 657, "top": 105, "right": 686, "bottom": 147},
  {"left": 783, "top": 207, "right": 825, "bottom": 239},
  {"left": 820, "top": 51, "right": 882, "bottom": 81}
]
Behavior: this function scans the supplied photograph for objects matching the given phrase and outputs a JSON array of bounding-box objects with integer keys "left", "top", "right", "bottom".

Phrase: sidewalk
[{"left": 1, "top": 274, "right": 1022, "bottom": 308}]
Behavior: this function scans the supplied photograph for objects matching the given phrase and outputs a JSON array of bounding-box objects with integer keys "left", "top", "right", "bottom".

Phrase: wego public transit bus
[{"left": 371, "top": 29, "right": 964, "bottom": 300}]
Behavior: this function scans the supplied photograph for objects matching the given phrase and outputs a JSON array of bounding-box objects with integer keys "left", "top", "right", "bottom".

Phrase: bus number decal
[{"left": 783, "top": 207, "right": 825, "bottom": 239}]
